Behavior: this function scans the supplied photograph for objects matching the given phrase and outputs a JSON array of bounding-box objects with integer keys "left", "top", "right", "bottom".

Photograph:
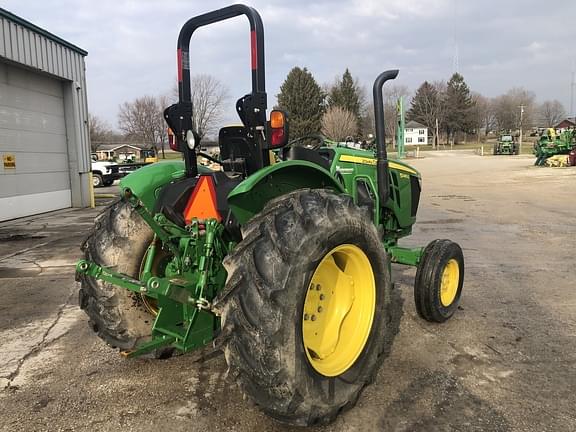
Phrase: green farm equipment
[
  {"left": 533, "top": 128, "right": 576, "bottom": 166},
  {"left": 493, "top": 133, "right": 518, "bottom": 155},
  {"left": 76, "top": 4, "right": 464, "bottom": 426}
]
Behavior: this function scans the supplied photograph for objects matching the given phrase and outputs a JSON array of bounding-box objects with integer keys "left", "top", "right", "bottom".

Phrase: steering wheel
[{"left": 287, "top": 134, "right": 326, "bottom": 150}]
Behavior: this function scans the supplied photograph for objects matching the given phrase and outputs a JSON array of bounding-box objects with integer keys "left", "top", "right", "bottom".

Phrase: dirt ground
[{"left": 1, "top": 151, "right": 575, "bottom": 432}]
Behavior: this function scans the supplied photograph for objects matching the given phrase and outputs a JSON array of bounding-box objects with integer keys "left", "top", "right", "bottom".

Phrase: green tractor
[
  {"left": 533, "top": 128, "right": 576, "bottom": 166},
  {"left": 493, "top": 133, "right": 518, "bottom": 155},
  {"left": 76, "top": 5, "right": 464, "bottom": 426}
]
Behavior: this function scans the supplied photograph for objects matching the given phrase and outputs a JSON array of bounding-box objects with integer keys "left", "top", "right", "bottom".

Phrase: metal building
[{"left": 0, "top": 8, "right": 91, "bottom": 221}]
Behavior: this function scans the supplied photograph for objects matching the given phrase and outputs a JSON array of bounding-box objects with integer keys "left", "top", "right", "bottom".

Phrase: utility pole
[
  {"left": 518, "top": 105, "right": 525, "bottom": 154},
  {"left": 435, "top": 118, "right": 439, "bottom": 149},
  {"left": 571, "top": 65, "right": 575, "bottom": 117},
  {"left": 396, "top": 96, "right": 405, "bottom": 159}
]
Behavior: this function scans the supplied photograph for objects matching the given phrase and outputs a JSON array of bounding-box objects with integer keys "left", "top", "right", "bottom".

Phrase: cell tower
[
  {"left": 452, "top": 0, "right": 459, "bottom": 74},
  {"left": 453, "top": 42, "right": 459, "bottom": 75}
]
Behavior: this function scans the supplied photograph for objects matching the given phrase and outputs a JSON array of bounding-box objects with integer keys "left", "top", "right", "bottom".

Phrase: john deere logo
[{"left": 3, "top": 154, "right": 15, "bottom": 169}]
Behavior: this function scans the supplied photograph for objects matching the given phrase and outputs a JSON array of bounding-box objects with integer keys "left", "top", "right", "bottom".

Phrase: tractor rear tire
[
  {"left": 78, "top": 200, "right": 172, "bottom": 358},
  {"left": 414, "top": 239, "right": 464, "bottom": 323},
  {"left": 217, "top": 189, "right": 394, "bottom": 426}
]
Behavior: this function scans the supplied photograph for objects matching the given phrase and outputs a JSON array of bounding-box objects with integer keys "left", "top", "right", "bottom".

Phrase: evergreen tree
[
  {"left": 277, "top": 67, "right": 325, "bottom": 140},
  {"left": 328, "top": 69, "right": 363, "bottom": 135},
  {"left": 444, "top": 73, "right": 475, "bottom": 141},
  {"left": 407, "top": 81, "right": 444, "bottom": 147}
]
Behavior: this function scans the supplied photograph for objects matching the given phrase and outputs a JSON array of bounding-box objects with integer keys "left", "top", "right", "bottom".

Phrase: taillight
[
  {"left": 168, "top": 128, "right": 179, "bottom": 151},
  {"left": 270, "top": 110, "right": 285, "bottom": 129},
  {"left": 267, "top": 110, "right": 289, "bottom": 148},
  {"left": 271, "top": 128, "right": 286, "bottom": 147}
]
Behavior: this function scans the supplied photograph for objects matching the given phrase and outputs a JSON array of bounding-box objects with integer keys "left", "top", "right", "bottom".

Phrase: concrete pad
[{"left": 0, "top": 153, "right": 575, "bottom": 431}]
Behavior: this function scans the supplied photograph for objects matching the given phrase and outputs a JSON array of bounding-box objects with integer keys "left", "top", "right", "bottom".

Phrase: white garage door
[{"left": 0, "top": 61, "right": 71, "bottom": 221}]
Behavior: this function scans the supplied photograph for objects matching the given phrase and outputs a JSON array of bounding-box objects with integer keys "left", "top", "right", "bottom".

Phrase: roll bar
[
  {"left": 177, "top": 4, "right": 266, "bottom": 102},
  {"left": 372, "top": 69, "right": 399, "bottom": 204},
  {"left": 165, "top": 4, "right": 267, "bottom": 177}
]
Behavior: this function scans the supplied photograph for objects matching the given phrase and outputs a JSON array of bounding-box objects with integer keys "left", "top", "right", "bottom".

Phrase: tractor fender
[
  {"left": 227, "top": 160, "right": 345, "bottom": 224},
  {"left": 119, "top": 161, "right": 212, "bottom": 212}
]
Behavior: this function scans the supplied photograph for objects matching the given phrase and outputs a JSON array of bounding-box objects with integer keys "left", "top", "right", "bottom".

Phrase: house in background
[
  {"left": 553, "top": 117, "right": 575, "bottom": 133},
  {"left": 404, "top": 120, "right": 428, "bottom": 145},
  {"left": 94, "top": 144, "right": 145, "bottom": 161}
]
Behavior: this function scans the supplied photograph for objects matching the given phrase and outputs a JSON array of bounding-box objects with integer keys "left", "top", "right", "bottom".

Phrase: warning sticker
[
  {"left": 181, "top": 51, "right": 190, "bottom": 69},
  {"left": 3, "top": 154, "right": 15, "bottom": 169}
]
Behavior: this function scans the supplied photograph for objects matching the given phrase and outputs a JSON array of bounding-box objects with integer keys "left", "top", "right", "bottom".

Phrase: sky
[{"left": 3, "top": 0, "right": 575, "bottom": 130}]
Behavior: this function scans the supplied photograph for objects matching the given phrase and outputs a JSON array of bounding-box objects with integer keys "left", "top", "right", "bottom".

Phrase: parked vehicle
[
  {"left": 493, "top": 134, "right": 518, "bottom": 155},
  {"left": 91, "top": 155, "right": 120, "bottom": 187}
]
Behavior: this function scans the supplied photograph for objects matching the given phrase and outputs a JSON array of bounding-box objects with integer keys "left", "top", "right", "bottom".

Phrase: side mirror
[{"left": 265, "top": 110, "right": 289, "bottom": 149}]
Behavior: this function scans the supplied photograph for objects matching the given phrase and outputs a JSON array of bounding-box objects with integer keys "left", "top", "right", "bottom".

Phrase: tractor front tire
[
  {"left": 414, "top": 239, "right": 464, "bottom": 323},
  {"left": 78, "top": 200, "right": 170, "bottom": 357},
  {"left": 218, "top": 189, "right": 394, "bottom": 426}
]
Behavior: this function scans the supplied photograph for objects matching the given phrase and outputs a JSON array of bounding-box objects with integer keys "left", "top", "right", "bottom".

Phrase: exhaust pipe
[{"left": 372, "top": 69, "right": 399, "bottom": 205}]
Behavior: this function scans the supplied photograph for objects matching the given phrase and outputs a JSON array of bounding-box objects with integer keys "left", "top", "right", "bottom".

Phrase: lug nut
[
  {"left": 304, "top": 314, "right": 309, "bottom": 320},
  {"left": 316, "top": 284, "right": 321, "bottom": 291},
  {"left": 319, "top": 294, "right": 325, "bottom": 300},
  {"left": 317, "top": 306, "right": 323, "bottom": 313},
  {"left": 311, "top": 315, "right": 317, "bottom": 321}
]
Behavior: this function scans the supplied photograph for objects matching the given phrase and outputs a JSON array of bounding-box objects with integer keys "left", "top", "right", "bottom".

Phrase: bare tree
[
  {"left": 538, "top": 100, "right": 566, "bottom": 127},
  {"left": 493, "top": 88, "right": 536, "bottom": 132},
  {"left": 171, "top": 74, "right": 229, "bottom": 139},
  {"left": 384, "top": 85, "right": 410, "bottom": 146},
  {"left": 88, "top": 114, "right": 113, "bottom": 152},
  {"left": 118, "top": 96, "right": 167, "bottom": 157},
  {"left": 470, "top": 93, "right": 495, "bottom": 141},
  {"left": 362, "top": 85, "right": 410, "bottom": 145},
  {"left": 322, "top": 106, "right": 358, "bottom": 141}
]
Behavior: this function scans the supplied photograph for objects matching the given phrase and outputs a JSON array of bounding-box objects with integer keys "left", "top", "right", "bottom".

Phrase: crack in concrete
[
  {"left": 0, "top": 241, "right": 50, "bottom": 263},
  {"left": 3, "top": 287, "right": 76, "bottom": 390},
  {"left": 20, "top": 257, "right": 43, "bottom": 274},
  {"left": 0, "top": 233, "right": 79, "bottom": 263}
]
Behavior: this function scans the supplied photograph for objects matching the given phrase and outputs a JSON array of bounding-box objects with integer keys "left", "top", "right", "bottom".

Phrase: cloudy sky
[{"left": 3, "top": 0, "right": 575, "bottom": 128}]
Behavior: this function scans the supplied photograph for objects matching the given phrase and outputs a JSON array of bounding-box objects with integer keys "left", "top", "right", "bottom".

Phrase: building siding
[
  {"left": 0, "top": 8, "right": 91, "bottom": 219},
  {"left": 0, "top": 10, "right": 86, "bottom": 81}
]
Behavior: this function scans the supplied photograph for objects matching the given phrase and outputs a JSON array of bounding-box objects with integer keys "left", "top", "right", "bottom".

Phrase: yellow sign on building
[{"left": 3, "top": 154, "right": 16, "bottom": 169}]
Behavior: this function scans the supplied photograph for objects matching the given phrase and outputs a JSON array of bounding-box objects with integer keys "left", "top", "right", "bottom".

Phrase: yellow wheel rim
[
  {"left": 139, "top": 242, "right": 172, "bottom": 316},
  {"left": 440, "top": 259, "right": 460, "bottom": 307},
  {"left": 302, "top": 244, "right": 376, "bottom": 377}
]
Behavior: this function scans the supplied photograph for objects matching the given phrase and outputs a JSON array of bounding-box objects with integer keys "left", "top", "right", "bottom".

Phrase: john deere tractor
[
  {"left": 533, "top": 128, "right": 576, "bottom": 166},
  {"left": 493, "top": 133, "right": 518, "bottom": 155},
  {"left": 76, "top": 5, "right": 464, "bottom": 426}
]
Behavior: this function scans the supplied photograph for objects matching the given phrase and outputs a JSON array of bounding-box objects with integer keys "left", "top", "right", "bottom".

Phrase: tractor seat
[
  {"left": 219, "top": 126, "right": 260, "bottom": 175},
  {"left": 284, "top": 146, "right": 330, "bottom": 170}
]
